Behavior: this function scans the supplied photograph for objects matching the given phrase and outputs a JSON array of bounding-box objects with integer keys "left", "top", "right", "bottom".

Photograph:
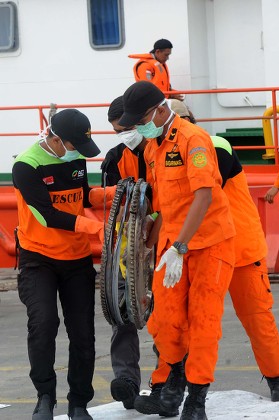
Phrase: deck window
[
  {"left": 88, "top": 0, "right": 124, "bottom": 49},
  {"left": 0, "top": 2, "right": 18, "bottom": 52}
]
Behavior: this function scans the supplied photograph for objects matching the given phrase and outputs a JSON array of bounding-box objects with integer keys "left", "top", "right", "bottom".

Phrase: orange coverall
[
  {"left": 225, "top": 169, "right": 279, "bottom": 378},
  {"left": 145, "top": 116, "right": 235, "bottom": 384}
]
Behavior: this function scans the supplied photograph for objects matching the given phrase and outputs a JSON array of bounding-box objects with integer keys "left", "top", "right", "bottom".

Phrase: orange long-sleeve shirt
[{"left": 144, "top": 115, "right": 235, "bottom": 255}]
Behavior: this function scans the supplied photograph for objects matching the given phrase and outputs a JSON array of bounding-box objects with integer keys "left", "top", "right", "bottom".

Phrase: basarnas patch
[
  {"left": 165, "top": 151, "right": 183, "bottom": 167},
  {"left": 192, "top": 152, "right": 207, "bottom": 167}
]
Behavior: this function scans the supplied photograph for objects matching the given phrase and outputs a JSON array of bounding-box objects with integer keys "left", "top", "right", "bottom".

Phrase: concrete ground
[{"left": 1, "top": 268, "right": 279, "bottom": 419}]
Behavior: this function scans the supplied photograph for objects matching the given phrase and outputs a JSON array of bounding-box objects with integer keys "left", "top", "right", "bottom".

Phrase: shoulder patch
[
  {"left": 189, "top": 147, "right": 207, "bottom": 155},
  {"left": 192, "top": 152, "right": 207, "bottom": 168}
]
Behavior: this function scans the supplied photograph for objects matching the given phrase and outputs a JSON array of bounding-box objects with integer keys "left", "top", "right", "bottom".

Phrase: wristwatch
[{"left": 172, "top": 241, "right": 188, "bottom": 254}]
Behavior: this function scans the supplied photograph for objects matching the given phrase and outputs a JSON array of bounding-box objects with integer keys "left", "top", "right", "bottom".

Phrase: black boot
[
  {"left": 180, "top": 382, "right": 209, "bottom": 420},
  {"left": 266, "top": 376, "right": 279, "bottom": 402},
  {"left": 32, "top": 394, "right": 56, "bottom": 420},
  {"left": 110, "top": 377, "right": 139, "bottom": 409},
  {"left": 68, "top": 404, "right": 92, "bottom": 419},
  {"left": 160, "top": 361, "right": 187, "bottom": 411},
  {"left": 134, "top": 383, "right": 179, "bottom": 417}
]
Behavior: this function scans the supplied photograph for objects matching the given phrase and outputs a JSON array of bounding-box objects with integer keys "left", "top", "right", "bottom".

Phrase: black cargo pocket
[{"left": 17, "top": 262, "right": 40, "bottom": 305}]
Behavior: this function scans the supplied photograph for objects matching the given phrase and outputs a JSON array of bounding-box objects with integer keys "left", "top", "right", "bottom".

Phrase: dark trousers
[
  {"left": 110, "top": 270, "right": 141, "bottom": 387},
  {"left": 18, "top": 249, "right": 96, "bottom": 407},
  {"left": 111, "top": 322, "right": 140, "bottom": 387}
]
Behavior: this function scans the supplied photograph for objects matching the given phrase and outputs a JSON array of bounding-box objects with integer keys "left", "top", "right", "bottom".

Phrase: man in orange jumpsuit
[
  {"left": 129, "top": 39, "right": 183, "bottom": 100},
  {"left": 212, "top": 136, "right": 279, "bottom": 403},
  {"left": 134, "top": 134, "right": 279, "bottom": 417},
  {"left": 119, "top": 81, "right": 236, "bottom": 420}
]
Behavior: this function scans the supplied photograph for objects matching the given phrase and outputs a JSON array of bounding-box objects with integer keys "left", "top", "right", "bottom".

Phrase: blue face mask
[
  {"left": 59, "top": 140, "right": 80, "bottom": 162},
  {"left": 136, "top": 100, "right": 174, "bottom": 139}
]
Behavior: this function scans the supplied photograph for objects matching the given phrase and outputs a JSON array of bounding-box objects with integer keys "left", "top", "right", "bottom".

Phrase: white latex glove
[{"left": 156, "top": 246, "right": 183, "bottom": 288}]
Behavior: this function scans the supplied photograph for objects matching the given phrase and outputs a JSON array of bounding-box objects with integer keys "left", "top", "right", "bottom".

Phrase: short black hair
[
  {"left": 108, "top": 96, "right": 124, "bottom": 122},
  {"left": 150, "top": 39, "right": 173, "bottom": 53}
]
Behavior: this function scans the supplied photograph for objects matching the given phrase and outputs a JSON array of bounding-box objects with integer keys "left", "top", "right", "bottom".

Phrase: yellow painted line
[
  {"left": 0, "top": 367, "right": 260, "bottom": 405},
  {"left": 216, "top": 366, "right": 258, "bottom": 372},
  {"left": 0, "top": 374, "right": 113, "bottom": 404},
  {"left": 93, "top": 375, "right": 110, "bottom": 390}
]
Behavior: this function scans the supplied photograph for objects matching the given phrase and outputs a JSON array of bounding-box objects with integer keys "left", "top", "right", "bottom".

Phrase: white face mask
[{"left": 117, "top": 129, "right": 143, "bottom": 150}]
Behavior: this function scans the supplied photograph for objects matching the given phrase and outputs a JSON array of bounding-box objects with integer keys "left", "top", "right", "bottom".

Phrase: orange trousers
[
  {"left": 148, "top": 237, "right": 234, "bottom": 385},
  {"left": 150, "top": 256, "right": 279, "bottom": 385},
  {"left": 229, "top": 258, "right": 279, "bottom": 377}
]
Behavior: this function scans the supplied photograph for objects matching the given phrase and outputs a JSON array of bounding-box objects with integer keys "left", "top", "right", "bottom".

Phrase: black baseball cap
[
  {"left": 118, "top": 81, "right": 165, "bottom": 127},
  {"left": 150, "top": 38, "right": 173, "bottom": 53},
  {"left": 50, "top": 109, "right": 100, "bottom": 157}
]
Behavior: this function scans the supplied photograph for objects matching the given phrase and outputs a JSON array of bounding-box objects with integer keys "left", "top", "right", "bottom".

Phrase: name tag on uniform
[{"left": 165, "top": 152, "right": 183, "bottom": 167}]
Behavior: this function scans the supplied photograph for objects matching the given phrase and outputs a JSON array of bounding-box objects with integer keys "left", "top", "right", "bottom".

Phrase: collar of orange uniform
[{"left": 165, "top": 114, "right": 181, "bottom": 142}]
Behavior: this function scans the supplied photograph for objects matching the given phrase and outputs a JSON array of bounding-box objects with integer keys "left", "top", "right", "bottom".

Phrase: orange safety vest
[
  {"left": 128, "top": 53, "right": 171, "bottom": 95},
  {"left": 117, "top": 147, "right": 142, "bottom": 180},
  {"left": 13, "top": 142, "right": 92, "bottom": 261}
]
